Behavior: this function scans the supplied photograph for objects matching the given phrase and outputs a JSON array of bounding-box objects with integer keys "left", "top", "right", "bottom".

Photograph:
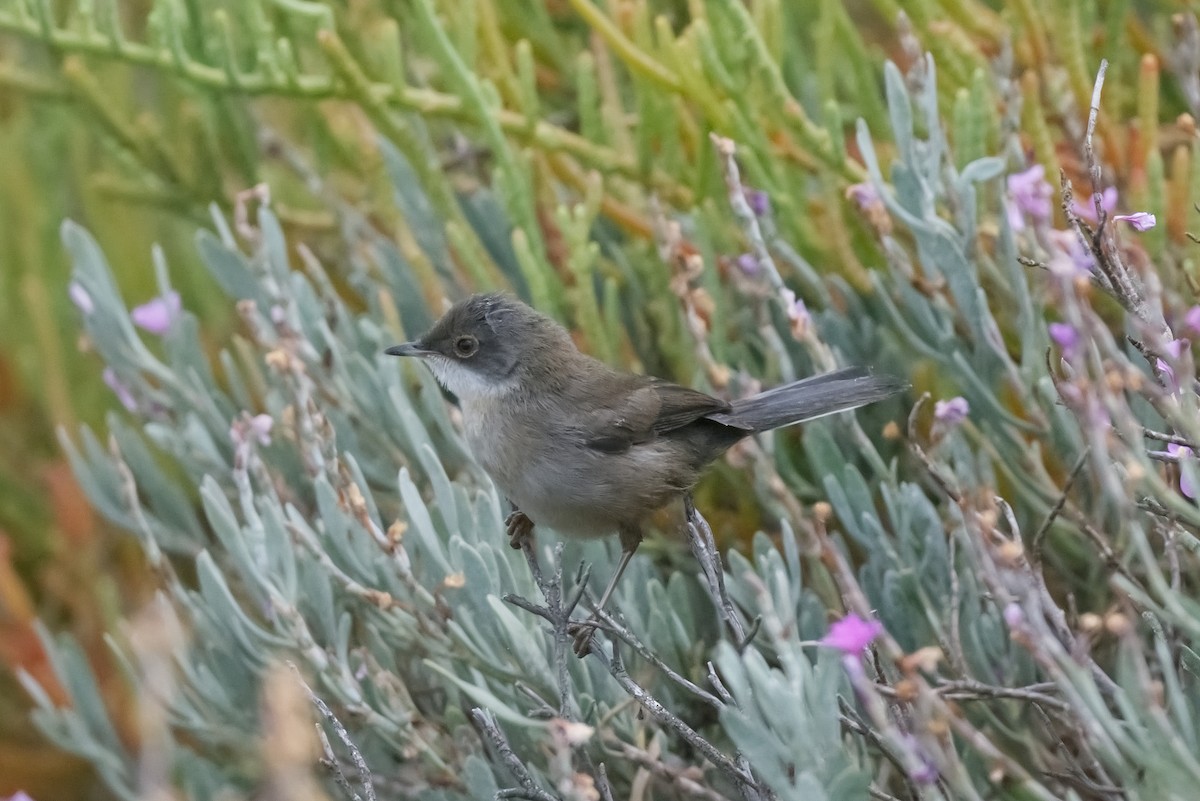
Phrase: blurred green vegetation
[{"left": 3, "top": 0, "right": 1200, "bottom": 797}]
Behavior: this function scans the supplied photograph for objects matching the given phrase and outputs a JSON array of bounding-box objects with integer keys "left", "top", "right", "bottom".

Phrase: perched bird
[{"left": 387, "top": 293, "right": 904, "bottom": 651}]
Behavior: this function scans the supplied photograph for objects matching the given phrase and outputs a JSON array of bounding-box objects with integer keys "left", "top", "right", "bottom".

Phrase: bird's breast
[{"left": 460, "top": 398, "right": 695, "bottom": 539}]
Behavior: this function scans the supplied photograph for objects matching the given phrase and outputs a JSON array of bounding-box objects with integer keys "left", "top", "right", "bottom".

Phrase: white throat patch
[{"left": 425, "top": 357, "right": 516, "bottom": 402}]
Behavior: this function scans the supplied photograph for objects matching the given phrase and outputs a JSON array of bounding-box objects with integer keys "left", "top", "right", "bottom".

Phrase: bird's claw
[
  {"left": 567, "top": 618, "right": 599, "bottom": 657},
  {"left": 505, "top": 510, "right": 534, "bottom": 550}
]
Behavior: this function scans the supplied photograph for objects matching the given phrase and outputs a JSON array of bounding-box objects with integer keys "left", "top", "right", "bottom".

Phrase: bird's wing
[
  {"left": 648, "top": 380, "right": 732, "bottom": 433},
  {"left": 579, "top": 378, "right": 731, "bottom": 454}
]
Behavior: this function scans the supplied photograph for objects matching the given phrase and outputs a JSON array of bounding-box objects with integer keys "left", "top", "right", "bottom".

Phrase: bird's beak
[{"left": 385, "top": 342, "right": 432, "bottom": 357}]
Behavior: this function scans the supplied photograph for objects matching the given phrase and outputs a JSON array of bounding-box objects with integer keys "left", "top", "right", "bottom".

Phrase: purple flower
[
  {"left": 821, "top": 614, "right": 883, "bottom": 654},
  {"left": 131, "top": 290, "right": 182, "bottom": 335},
  {"left": 68, "top": 282, "right": 94, "bottom": 314},
  {"left": 933, "top": 396, "right": 969, "bottom": 427},
  {"left": 1113, "top": 212, "right": 1156, "bottom": 231},
  {"left": 249, "top": 414, "right": 274, "bottom": 445},
  {"left": 1156, "top": 338, "right": 1189, "bottom": 392},
  {"left": 845, "top": 182, "right": 879, "bottom": 210},
  {"left": 102, "top": 368, "right": 137, "bottom": 412},
  {"left": 735, "top": 253, "right": 760, "bottom": 275},
  {"left": 1156, "top": 357, "right": 1176, "bottom": 383},
  {"left": 4, "top": 792, "right": 36, "bottom": 801},
  {"left": 1071, "top": 186, "right": 1118, "bottom": 222},
  {"left": 781, "top": 288, "right": 810, "bottom": 336},
  {"left": 910, "top": 760, "right": 940, "bottom": 786},
  {"left": 1003, "top": 602, "right": 1024, "bottom": 628},
  {"left": 1169, "top": 443, "right": 1196, "bottom": 499},
  {"left": 898, "top": 735, "right": 940, "bottom": 785},
  {"left": 1046, "top": 229, "right": 1095, "bottom": 276},
  {"left": 744, "top": 189, "right": 771, "bottom": 217},
  {"left": 1048, "top": 322, "right": 1081, "bottom": 355},
  {"left": 1006, "top": 164, "right": 1052, "bottom": 231},
  {"left": 1157, "top": 358, "right": 1177, "bottom": 389},
  {"left": 231, "top": 413, "right": 275, "bottom": 447},
  {"left": 782, "top": 288, "right": 808, "bottom": 323},
  {"left": 1184, "top": 306, "right": 1200, "bottom": 336}
]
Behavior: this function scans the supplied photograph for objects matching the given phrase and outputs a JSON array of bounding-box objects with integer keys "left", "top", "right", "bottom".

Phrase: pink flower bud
[
  {"left": 1113, "top": 212, "right": 1156, "bottom": 231},
  {"left": 821, "top": 614, "right": 883, "bottom": 654},
  {"left": 131, "top": 291, "right": 182, "bottom": 335}
]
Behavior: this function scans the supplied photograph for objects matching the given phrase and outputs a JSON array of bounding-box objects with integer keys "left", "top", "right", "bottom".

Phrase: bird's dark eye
[{"left": 453, "top": 335, "right": 479, "bottom": 358}]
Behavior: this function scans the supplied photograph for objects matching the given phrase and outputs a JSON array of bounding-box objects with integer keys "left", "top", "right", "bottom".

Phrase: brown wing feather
[
  {"left": 647, "top": 380, "right": 732, "bottom": 433},
  {"left": 579, "top": 377, "right": 730, "bottom": 454}
]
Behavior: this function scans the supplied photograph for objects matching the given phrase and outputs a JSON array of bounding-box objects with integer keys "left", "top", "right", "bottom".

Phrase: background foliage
[{"left": 5, "top": 0, "right": 1200, "bottom": 799}]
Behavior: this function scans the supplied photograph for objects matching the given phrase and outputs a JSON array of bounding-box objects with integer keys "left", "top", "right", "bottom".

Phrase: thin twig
[
  {"left": 837, "top": 699, "right": 918, "bottom": 798},
  {"left": 946, "top": 530, "right": 966, "bottom": 674},
  {"left": 1142, "top": 426, "right": 1199, "bottom": 449},
  {"left": 1155, "top": 521, "right": 1184, "bottom": 593},
  {"left": 604, "top": 739, "right": 736, "bottom": 801},
  {"left": 589, "top": 605, "right": 725, "bottom": 709},
  {"left": 497, "top": 789, "right": 552, "bottom": 800},
  {"left": 1032, "top": 448, "right": 1089, "bottom": 564},
  {"left": 1040, "top": 770, "right": 1126, "bottom": 799},
  {"left": 313, "top": 722, "right": 363, "bottom": 801},
  {"left": 1136, "top": 496, "right": 1190, "bottom": 523},
  {"left": 519, "top": 535, "right": 547, "bottom": 588},
  {"left": 470, "top": 708, "right": 559, "bottom": 801},
  {"left": 506, "top": 539, "right": 576, "bottom": 717},
  {"left": 1126, "top": 336, "right": 1195, "bottom": 392},
  {"left": 1059, "top": 504, "right": 1145, "bottom": 592},
  {"left": 563, "top": 561, "right": 591, "bottom": 618},
  {"left": 710, "top": 134, "right": 785, "bottom": 292},
  {"left": 868, "top": 789, "right": 905, "bottom": 801},
  {"left": 548, "top": 544, "right": 572, "bottom": 717},
  {"left": 706, "top": 662, "right": 735, "bottom": 705},
  {"left": 514, "top": 683, "right": 558, "bottom": 719},
  {"left": 906, "top": 394, "right": 979, "bottom": 509},
  {"left": 502, "top": 593, "right": 556, "bottom": 624},
  {"left": 596, "top": 763, "right": 616, "bottom": 801},
  {"left": 291, "top": 666, "right": 377, "bottom": 801},
  {"left": 683, "top": 495, "right": 755, "bottom": 649},
  {"left": 591, "top": 646, "right": 760, "bottom": 793},
  {"left": 932, "top": 679, "right": 1069, "bottom": 711},
  {"left": 1084, "top": 60, "right": 1110, "bottom": 236}
]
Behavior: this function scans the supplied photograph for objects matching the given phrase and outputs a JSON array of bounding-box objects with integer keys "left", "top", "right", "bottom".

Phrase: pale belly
[{"left": 463, "top": 403, "right": 692, "bottom": 539}]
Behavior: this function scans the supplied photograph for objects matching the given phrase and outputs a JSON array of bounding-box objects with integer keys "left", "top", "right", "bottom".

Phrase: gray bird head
[{"left": 385, "top": 293, "right": 574, "bottom": 400}]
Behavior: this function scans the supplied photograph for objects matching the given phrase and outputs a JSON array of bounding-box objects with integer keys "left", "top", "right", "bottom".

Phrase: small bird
[{"left": 387, "top": 293, "right": 904, "bottom": 651}]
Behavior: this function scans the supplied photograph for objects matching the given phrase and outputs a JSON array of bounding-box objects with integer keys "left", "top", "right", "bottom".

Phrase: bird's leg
[
  {"left": 571, "top": 525, "right": 642, "bottom": 656},
  {"left": 504, "top": 501, "right": 534, "bottom": 550},
  {"left": 593, "top": 526, "right": 642, "bottom": 613}
]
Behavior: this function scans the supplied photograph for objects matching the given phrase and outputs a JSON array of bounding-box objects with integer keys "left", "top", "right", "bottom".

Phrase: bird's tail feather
[{"left": 708, "top": 367, "right": 907, "bottom": 433}]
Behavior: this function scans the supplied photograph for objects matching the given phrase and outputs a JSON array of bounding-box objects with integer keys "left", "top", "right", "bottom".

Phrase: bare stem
[
  {"left": 292, "top": 666, "right": 377, "bottom": 801},
  {"left": 470, "top": 708, "right": 559, "bottom": 801}
]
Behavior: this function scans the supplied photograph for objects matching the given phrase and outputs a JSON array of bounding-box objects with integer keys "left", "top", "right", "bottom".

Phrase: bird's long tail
[{"left": 708, "top": 367, "right": 907, "bottom": 434}]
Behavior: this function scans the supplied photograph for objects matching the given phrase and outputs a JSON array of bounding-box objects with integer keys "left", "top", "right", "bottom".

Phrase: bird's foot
[
  {"left": 567, "top": 617, "right": 600, "bottom": 657},
  {"left": 505, "top": 510, "right": 534, "bottom": 550}
]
